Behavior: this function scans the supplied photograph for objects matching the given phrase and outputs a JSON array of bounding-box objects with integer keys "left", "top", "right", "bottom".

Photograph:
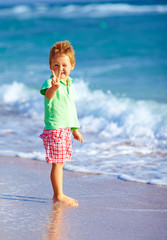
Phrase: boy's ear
[{"left": 71, "top": 62, "right": 75, "bottom": 70}]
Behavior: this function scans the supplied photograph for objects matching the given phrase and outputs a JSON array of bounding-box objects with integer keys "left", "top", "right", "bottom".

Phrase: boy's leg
[
  {"left": 50, "top": 163, "right": 78, "bottom": 207},
  {"left": 50, "top": 163, "right": 64, "bottom": 198}
]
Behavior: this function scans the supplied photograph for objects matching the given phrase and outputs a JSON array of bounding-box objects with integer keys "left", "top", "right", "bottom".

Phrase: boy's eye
[{"left": 54, "top": 64, "right": 59, "bottom": 67}]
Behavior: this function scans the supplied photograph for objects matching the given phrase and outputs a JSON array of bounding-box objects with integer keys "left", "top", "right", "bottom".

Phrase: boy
[{"left": 40, "top": 41, "right": 83, "bottom": 207}]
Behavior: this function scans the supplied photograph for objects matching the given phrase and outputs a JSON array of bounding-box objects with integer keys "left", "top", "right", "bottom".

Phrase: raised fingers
[
  {"left": 52, "top": 70, "right": 56, "bottom": 80},
  {"left": 52, "top": 70, "right": 61, "bottom": 82},
  {"left": 57, "top": 70, "right": 61, "bottom": 80}
]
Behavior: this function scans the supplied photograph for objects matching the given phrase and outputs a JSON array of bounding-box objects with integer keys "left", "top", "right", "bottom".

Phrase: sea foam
[
  {"left": 0, "top": 3, "right": 167, "bottom": 19},
  {"left": 0, "top": 80, "right": 167, "bottom": 146},
  {"left": 0, "top": 81, "right": 167, "bottom": 185}
]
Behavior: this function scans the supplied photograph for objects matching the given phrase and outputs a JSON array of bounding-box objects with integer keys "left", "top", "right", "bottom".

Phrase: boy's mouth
[{"left": 60, "top": 72, "right": 65, "bottom": 76}]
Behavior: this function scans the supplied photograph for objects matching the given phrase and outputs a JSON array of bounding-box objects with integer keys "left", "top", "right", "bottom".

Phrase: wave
[
  {"left": 0, "top": 146, "right": 166, "bottom": 186},
  {"left": 0, "top": 81, "right": 42, "bottom": 118},
  {"left": 1, "top": 81, "right": 167, "bottom": 145},
  {"left": 0, "top": 3, "right": 167, "bottom": 19},
  {"left": 0, "top": 81, "right": 167, "bottom": 185}
]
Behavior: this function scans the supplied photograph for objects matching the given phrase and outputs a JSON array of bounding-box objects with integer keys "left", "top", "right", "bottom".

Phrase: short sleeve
[{"left": 40, "top": 78, "right": 52, "bottom": 95}]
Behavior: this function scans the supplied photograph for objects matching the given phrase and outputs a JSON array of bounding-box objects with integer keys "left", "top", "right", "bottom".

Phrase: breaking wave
[{"left": 0, "top": 3, "right": 167, "bottom": 19}]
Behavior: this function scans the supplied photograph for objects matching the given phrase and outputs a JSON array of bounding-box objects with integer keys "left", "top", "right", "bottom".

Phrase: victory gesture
[
  {"left": 51, "top": 70, "right": 61, "bottom": 90},
  {"left": 45, "top": 70, "right": 61, "bottom": 99}
]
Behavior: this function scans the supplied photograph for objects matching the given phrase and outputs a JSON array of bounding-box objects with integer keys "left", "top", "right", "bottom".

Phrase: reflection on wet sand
[{"left": 47, "top": 203, "right": 71, "bottom": 240}]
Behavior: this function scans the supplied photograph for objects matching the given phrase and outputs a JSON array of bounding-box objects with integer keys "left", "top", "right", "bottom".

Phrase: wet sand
[{"left": 0, "top": 155, "right": 167, "bottom": 240}]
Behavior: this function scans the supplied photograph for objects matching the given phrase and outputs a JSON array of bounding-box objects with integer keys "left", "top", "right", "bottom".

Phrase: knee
[{"left": 52, "top": 163, "right": 64, "bottom": 169}]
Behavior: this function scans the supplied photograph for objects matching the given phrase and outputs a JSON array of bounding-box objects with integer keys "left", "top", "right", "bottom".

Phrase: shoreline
[
  {"left": 0, "top": 155, "right": 167, "bottom": 240},
  {"left": 1, "top": 154, "right": 167, "bottom": 187}
]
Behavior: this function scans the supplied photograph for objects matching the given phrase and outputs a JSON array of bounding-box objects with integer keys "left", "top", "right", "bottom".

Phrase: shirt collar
[{"left": 66, "top": 76, "right": 73, "bottom": 86}]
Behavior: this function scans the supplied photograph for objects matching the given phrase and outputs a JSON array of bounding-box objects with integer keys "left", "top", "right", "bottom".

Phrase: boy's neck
[{"left": 60, "top": 78, "right": 68, "bottom": 86}]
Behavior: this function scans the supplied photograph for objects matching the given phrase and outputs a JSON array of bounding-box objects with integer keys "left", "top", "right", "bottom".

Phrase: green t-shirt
[{"left": 40, "top": 75, "right": 80, "bottom": 130}]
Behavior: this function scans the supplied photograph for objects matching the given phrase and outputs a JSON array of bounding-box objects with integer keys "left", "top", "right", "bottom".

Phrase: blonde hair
[{"left": 49, "top": 40, "right": 75, "bottom": 67}]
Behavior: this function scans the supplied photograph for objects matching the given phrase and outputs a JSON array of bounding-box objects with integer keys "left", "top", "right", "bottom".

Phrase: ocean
[{"left": 0, "top": 0, "right": 167, "bottom": 185}]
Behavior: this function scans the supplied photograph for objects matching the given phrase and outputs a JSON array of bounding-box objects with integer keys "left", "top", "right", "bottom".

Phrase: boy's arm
[
  {"left": 73, "top": 129, "right": 83, "bottom": 143},
  {"left": 45, "top": 70, "right": 60, "bottom": 99},
  {"left": 45, "top": 86, "right": 58, "bottom": 99}
]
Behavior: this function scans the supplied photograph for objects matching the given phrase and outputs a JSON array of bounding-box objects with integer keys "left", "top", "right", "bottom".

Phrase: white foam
[
  {"left": 13, "top": 5, "right": 30, "bottom": 14},
  {"left": 0, "top": 81, "right": 43, "bottom": 118},
  {"left": 0, "top": 82, "right": 27, "bottom": 103},
  {"left": 0, "top": 149, "right": 45, "bottom": 161},
  {"left": 0, "top": 80, "right": 167, "bottom": 186},
  {"left": 1, "top": 80, "right": 167, "bottom": 146},
  {"left": 0, "top": 3, "right": 167, "bottom": 19}
]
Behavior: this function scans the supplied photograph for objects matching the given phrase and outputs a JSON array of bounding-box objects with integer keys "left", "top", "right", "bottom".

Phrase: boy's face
[{"left": 50, "top": 54, "right": 74, "bottom": 82}]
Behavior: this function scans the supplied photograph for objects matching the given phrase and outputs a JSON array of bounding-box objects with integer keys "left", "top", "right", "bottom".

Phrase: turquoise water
[
  {"left": 0, "top": 0, "right": 167, "bottom": 185},
  {"left": 1, "top": 1, "right": 167, "bottom": 101}
]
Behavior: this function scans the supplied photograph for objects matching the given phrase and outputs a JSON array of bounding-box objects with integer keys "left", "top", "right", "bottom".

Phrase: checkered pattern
[{"left": 40, "top": 128, "right": 72, "bottom": 164}]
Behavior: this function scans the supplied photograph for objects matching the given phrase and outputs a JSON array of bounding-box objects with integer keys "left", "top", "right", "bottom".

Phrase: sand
[{"left": 0, "top": 155, "right": 167, "bottom": 240}]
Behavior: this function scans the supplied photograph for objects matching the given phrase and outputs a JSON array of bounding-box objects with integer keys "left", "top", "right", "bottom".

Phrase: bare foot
[{"left": 53, "top": 194, "right": 79, "bottom": 207}]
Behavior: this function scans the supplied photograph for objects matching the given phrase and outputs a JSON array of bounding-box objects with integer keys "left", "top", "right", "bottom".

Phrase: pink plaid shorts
[{"left": 39, "top": 128, "right": 72, "bottom": 164}]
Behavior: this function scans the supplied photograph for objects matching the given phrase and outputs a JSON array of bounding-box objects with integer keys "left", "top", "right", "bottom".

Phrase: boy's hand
[
  {"left": 51, "top": 70, "right": 61, "bottom": 89},
  {"left": 73, "top": 129, "right": 83, "bottom": 143},
  {"left": 45, "top": 70, "right": 60, "bottom": 99}
]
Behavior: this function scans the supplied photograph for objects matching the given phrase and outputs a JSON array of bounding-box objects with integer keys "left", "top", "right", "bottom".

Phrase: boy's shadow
[{"left": 0, "top": 193, "right": 49, "bottom": 203}]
